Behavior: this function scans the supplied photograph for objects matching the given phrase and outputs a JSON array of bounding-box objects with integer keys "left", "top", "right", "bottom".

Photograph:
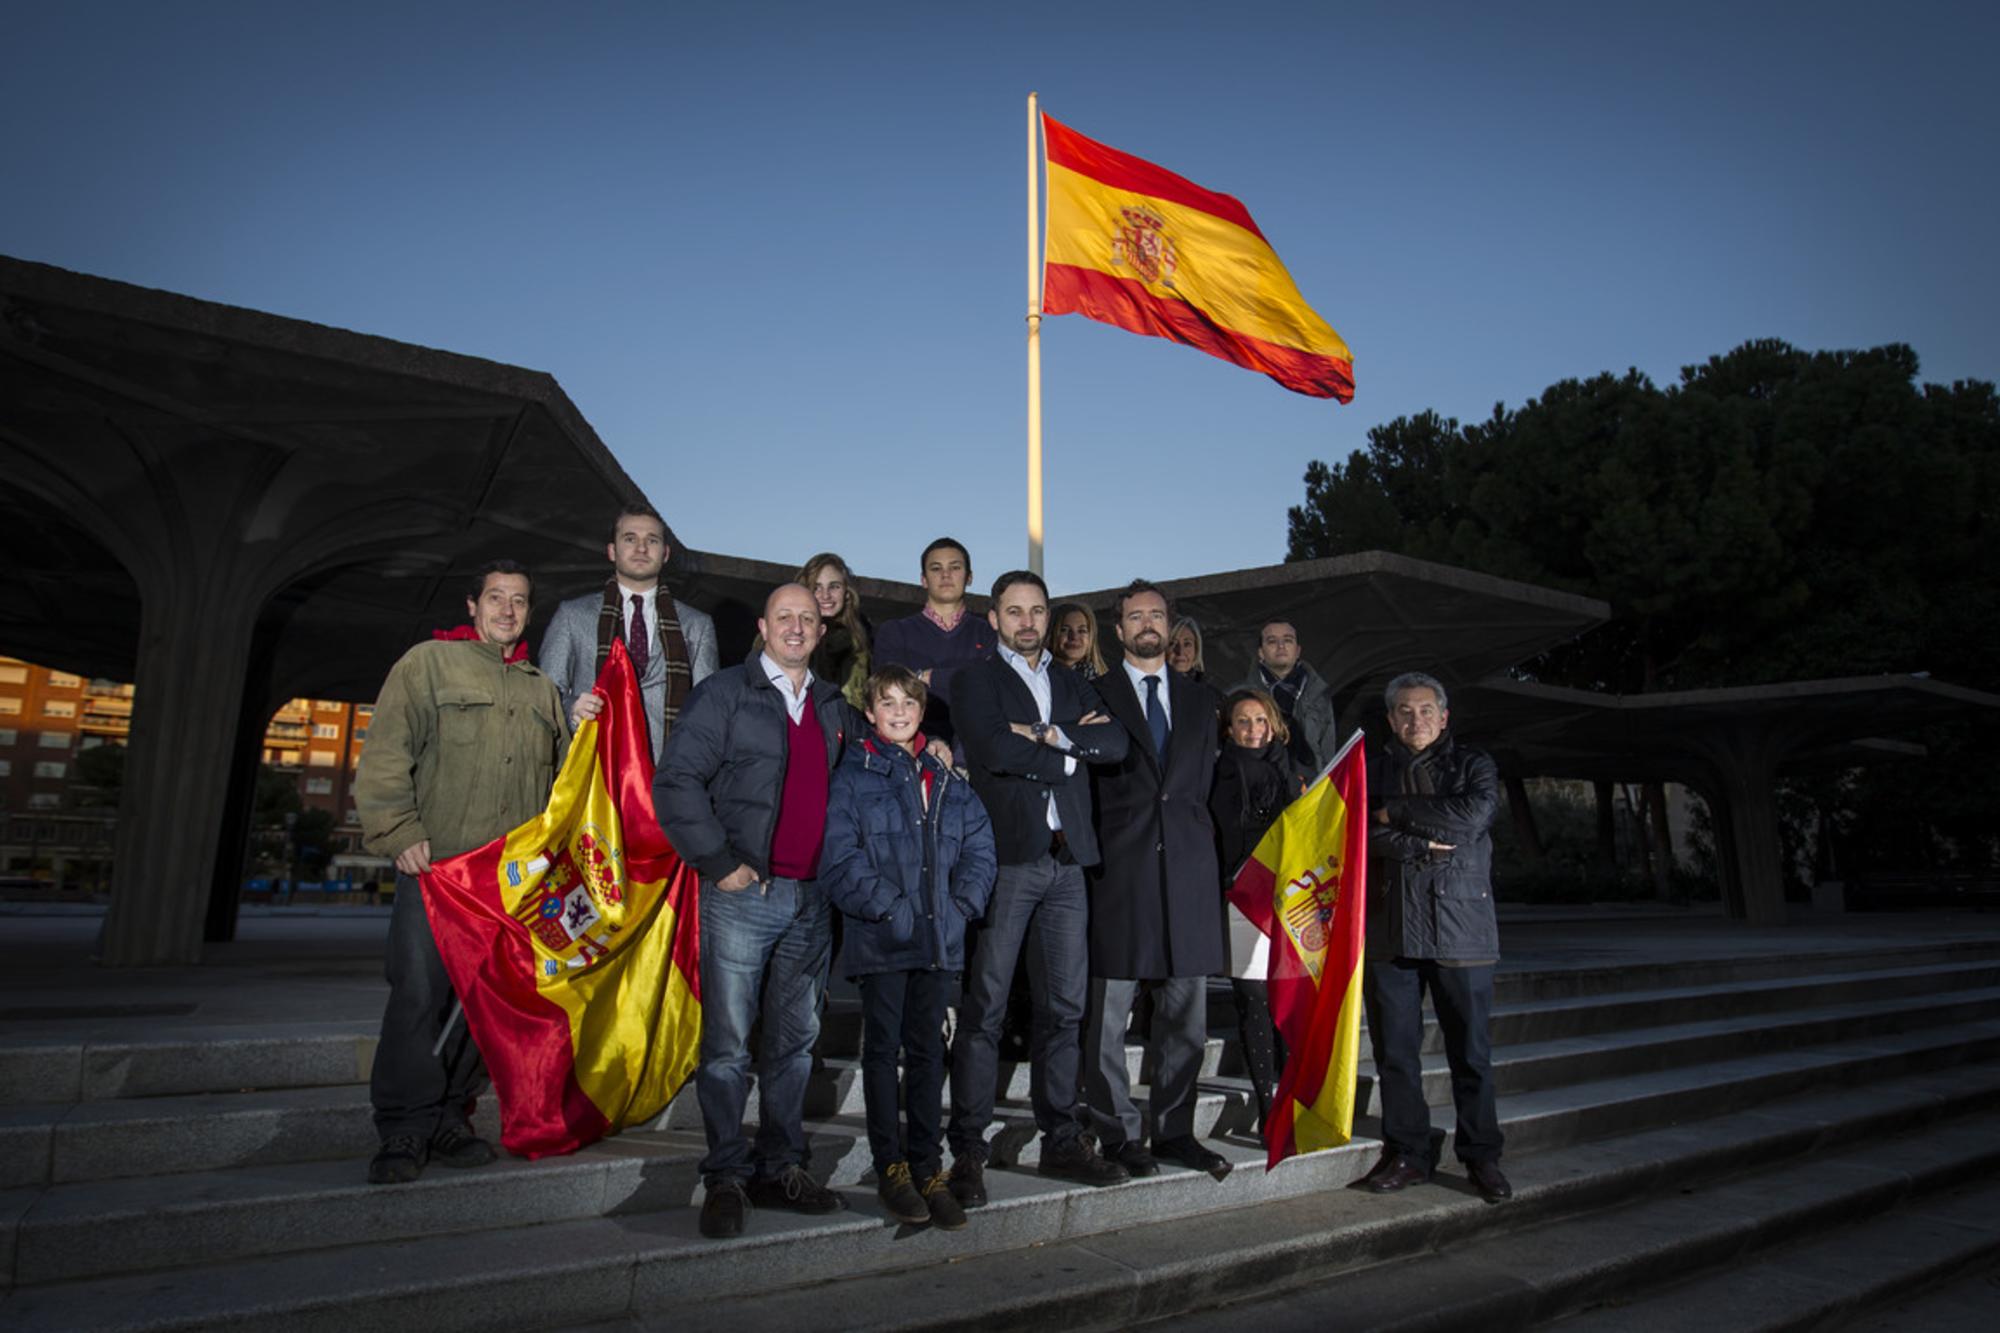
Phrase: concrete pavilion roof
[
  {"left": 1449, "top": 674, "right": 2000, "bottom": 785},
  {"left": 1067, "top": 552, "right": 1610, "bottom": 717},
  {"left": 0, "top": 255, "right": 680, "bottom": 704}
]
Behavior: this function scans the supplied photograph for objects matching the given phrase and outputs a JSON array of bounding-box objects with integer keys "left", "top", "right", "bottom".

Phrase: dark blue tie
[
  {"left": 1144, "top": 674, "right": 1169, "bottom": 757},
  {"left": 628, "top": 593, "right": 649, "bottom": 677}
]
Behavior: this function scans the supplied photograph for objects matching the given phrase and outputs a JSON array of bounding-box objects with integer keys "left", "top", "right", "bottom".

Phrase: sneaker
[
  {"left": 430, "top": 1123, "right": 497, "bottom": 1169},
  {"left": 700, "top": 1178, "right": 751, "bottom": 1238},
  {"left": 922, "top": 1168, "right": 968, "bottom": 1230},
  {"left": 948, "top": 1154, "right": 988, "bottom": 1209},
  {"left": 747, "top": 1164, "right": 848, "bottom": 1215},
  {"left": 1039, "top": 1134, "right": 1131, "bottom": 1186},
  {"left": 876, "top": 1161, "right": 930, "bottom": 1224},
  {"left": 367, "top": 1133, "right": 427, "bottom": 1185}
]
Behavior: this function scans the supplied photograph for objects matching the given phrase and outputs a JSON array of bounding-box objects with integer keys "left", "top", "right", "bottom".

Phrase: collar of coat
[{"left": 431, "top": 624, "right": 528, "bottom": 664}]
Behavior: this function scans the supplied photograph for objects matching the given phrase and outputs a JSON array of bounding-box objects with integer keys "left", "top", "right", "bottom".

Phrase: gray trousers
[{"left": 1083, "top": 975, "right": 1205, "bottom": 1147}]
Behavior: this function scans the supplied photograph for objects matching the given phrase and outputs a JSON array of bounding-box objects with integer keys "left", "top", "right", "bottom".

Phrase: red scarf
[{"left": 433, "top": 624, "right": 529, "bottom": 664}]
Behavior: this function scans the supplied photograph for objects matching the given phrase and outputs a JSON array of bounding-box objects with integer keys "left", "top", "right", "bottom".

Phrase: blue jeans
[
  {"left": 695, "top": 876, "right": 832, "bottom": 1185},
  {"left": 1363, "top": 957, "right": 1503, "bottom": 1166}
]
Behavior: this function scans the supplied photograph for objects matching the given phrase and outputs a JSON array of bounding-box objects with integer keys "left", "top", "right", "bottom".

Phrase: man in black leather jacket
[{"left": 1360, "top": 671, "right": 1512, "bottom": 1203}]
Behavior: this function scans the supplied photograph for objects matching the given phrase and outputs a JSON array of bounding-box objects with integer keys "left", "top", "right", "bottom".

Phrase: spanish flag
[
  {"left": 421, "top": 639, "right": 701, "bottom": 1158},
  {"left": 1042, "top": 113, "right": 1354, "bottom": 402},
  {"left": 1226, "top": 731, "right": 1368, "bottom": 1168}
]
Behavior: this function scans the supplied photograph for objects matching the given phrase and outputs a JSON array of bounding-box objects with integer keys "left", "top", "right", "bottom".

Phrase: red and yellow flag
[
  {"left": 1042, "top": 113, "right": 1354, "bottom": 402},
  {"left": 1226, "top": 731, "right": 1368, "bottom": 1168},
  {"left": 421, "top": 639, "right": 701, "bottom": 1158}
]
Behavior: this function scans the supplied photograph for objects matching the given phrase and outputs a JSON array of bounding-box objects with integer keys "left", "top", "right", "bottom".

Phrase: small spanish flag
[
  {"left": 421, "top": 639, "right": 701, "bottom": 1158},
  {"left": 1226, "top": 731, "right": 1368, "bottom": 1168},
  {"left": 1042, "top": 113, "right": 1354, "bottom": 401}
]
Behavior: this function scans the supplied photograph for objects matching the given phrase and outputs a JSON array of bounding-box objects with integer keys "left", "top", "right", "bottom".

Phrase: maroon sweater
[{"left": 769, "top": 694, "right": 830, "bottom": 880}]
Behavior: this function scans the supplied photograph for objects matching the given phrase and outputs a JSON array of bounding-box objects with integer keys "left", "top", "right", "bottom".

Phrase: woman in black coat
[{"left": 1210, "top": 687, "right": 1309, "bottom": 1134}]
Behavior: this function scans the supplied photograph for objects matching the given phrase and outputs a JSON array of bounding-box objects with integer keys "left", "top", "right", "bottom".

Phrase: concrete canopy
[
  {"left": 1450, "top": 675, "right": 2000, "bottom": 924},
  {"left": 0, "top": 256, "right": 673, "bottom": 964},
  {"left": 1071, "top": 552, "right": 1610, "bottom": 711}
]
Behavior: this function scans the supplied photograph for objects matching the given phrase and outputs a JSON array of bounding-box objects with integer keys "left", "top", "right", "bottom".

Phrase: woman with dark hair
[
  {"left": 1209, "top": 687, "right": 1309, "bottom": 1134},
  {"left": 1051, "top": 601, "right": 1107, "bottom": 679},
  {"left": 801, "top": 552, "right": 873, "bottom": 709}
]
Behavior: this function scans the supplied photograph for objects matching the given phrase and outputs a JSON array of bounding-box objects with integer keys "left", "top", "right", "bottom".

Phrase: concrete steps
[{"left": 1, "top": 938, "right": 1997, "bottom": 1330}]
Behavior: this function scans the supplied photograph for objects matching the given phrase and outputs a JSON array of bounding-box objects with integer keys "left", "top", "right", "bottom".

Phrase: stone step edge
[
  {"left": 1546, "top": 1179, "right": 2000, "bottom": 1332},
  {"left": 10, "top": 950, "right": 1997, "bottom": 1108},
  {"left": 12, "top": 1012, "right": 2000, "bottom": 1266},
  {"left": 691, "top": 1102, "right": 2000, "bottom": 1333},
  {"left": 8, "top": 1057, "right": 1997, "bottom": 1333}
]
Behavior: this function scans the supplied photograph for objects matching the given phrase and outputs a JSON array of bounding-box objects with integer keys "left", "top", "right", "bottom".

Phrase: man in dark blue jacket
[
  {"left": 655, "top": 583, "right": 857, "bottom": 1239},
  {"left": 945, "top": 570, "right": 1131, "bottom": 1204},
  {"left": 1361, "top": 671, "right": 1510, "bottom": 1203}
]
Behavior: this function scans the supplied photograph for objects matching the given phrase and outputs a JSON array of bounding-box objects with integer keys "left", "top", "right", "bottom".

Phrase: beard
[
  {"left": 1005, "top": 628, "right": 1042, "bottom": 656},
  {"left": 1127, "top": 629, "right": 1165, "bottom": 658}
]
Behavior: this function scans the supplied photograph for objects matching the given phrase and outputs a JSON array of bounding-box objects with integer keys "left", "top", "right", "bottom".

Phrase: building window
[
  {"left": 0, "top": 760, "right": 9, "bottom": 777},
  {"left": 34, "top": 761, "right": 66, "bottom": 779},
  {"left": 305, "top": 776, "right": 334, "bottom": 795},
  {"left": 353, "top": 727, "right": 369, "bottom": 741},
  {"left": 48, "top": 672, "right": 83, "bottom": 689},
  {"left": 0, "top": 698, "right": 20, "bottom": 716},
  {"left": 312, "top": 723, "right": 341, "bottom": 740},
  {"left": 0, "top": 728, "right": 14, "bottom": 746},
  {"left": 308, "top": 750, "right": 338, "bottom": 768},
  {"left": 38, "top": 732, "right": 69, "bottom": 750},
  {"left": 0, "top": 665, "right": 26, "bottom": 684},
  {"left": 345, "top": 807, "right": 361, "bottom": 824},
  {"left": 43, "top": 700, "right": 77, "bottom": 719},
  {"left": 28, "top": 793, "right": 59, "bottom": 810}
]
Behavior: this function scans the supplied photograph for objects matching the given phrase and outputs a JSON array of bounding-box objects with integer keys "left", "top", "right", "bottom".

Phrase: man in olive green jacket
[{"left": 355, "top": 559, "right": 568, "bottom": 1184}]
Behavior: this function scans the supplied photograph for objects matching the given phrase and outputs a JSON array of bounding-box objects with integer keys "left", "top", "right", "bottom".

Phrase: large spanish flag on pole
[
  {"left": 1041, "top": 112, "right": 1354, "bottom": 402},
  {"left": 1226, "top": 731, "right": 1368, "bottom": 1169},
  {"left": 421, "top": 640, "right": 701, "bottom": 1158}
]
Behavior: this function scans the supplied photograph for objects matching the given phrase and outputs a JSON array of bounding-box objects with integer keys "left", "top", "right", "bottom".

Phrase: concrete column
[
  {"left": 1690, "top": 733, "right": 1788, "bottom": 927},
  {"left": 100, "top": 577, "right": 259, "bottom": 965}
]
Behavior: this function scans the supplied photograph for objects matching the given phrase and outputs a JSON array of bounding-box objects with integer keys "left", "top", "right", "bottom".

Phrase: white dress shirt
[
  {"left": 618, "top": 581, "right": 657, "bottom": 653},
  {"left": 759, "top": 652, "right": 817, "bottom": 724},
  {"left": 999, "top": 643, "right": 1074, "bottom": 829},
  {"left": 1123, "top": 658, "right": 1172, "bottom": 728}
]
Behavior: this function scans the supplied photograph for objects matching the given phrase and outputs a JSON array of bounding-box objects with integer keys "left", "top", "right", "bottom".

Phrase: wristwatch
[{"left": 1030, "top": 721, "right": 1051, "bottom": 743}]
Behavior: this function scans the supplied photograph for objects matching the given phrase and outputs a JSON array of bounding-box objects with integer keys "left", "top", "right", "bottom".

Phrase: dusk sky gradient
[{"left": 6, "top": 1, "right": 1996, "bottom": 596}]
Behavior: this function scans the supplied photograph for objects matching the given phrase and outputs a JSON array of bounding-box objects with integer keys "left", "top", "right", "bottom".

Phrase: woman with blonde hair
[
  {"left": 801, "top": 552, "right": 873, "bottom": 709},
  {"left": 1210, "top": 687, "right": 1308, "bottom": 1134},
  {"left": 1166, "top": 616, "right": 1207, "bottom": 683},
  {"left": 1051, "top": 601, "right": 1107, "bottom": 679}
]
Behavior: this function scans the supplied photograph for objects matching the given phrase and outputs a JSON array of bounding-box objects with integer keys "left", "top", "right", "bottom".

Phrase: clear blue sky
[{"left": 5, "top": 1, "right": 1995, "bottom": 595}]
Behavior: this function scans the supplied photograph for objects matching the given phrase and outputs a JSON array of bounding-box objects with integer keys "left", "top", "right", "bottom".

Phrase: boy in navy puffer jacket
[{"left": 822, "top": 666, "right": 997, "bottom": 1228}]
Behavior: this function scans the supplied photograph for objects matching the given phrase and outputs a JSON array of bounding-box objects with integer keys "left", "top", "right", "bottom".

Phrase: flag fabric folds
[
  {"left": 1041, "top": 113, "right": 1354, "bottom": 402},
  {"left": 1226, "top": 731, "right": 1369, "bottom": 1169},
  {"left": 421, "top": 639, "right": 701, "bottom": 1158}
]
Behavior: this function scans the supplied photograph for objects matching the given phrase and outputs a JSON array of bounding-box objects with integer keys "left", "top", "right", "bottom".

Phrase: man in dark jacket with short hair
[
  {"left": 1361, "top": 671, "right": 1510, "bottom": 1203},
  {"left": 654, "top": 583, "right": 857, "bottom": 1239}
]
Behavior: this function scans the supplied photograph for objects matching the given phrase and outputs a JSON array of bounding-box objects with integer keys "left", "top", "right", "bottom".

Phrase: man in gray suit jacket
[{"left": 540, "top": 506, "right": 719, "bottom": 759}]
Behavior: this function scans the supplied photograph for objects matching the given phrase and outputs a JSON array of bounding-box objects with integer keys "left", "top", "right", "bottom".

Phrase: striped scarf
[{"left": 596, "top": 574, "right": 692, "bottom": 740}]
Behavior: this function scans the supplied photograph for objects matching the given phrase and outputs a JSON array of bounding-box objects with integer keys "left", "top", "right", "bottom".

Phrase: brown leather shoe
[
  {"left": 1467, "top": 1159, "right": 1512, "bottom": 1202},
  {"left": 1365, "top": 1156, "right": 1431, "bottom": 1193}
]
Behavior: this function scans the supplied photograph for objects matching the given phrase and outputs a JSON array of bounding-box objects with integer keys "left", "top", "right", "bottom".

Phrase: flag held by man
[
  {"left": 1226, "top": 731, "right": 1368, "bottom": 1168},
  {"left": 421, "top": 639, "right": 702, "bottom": 1158},
  {"left": 1041, "top": 113, "right": 1354, "bottom": 401}
]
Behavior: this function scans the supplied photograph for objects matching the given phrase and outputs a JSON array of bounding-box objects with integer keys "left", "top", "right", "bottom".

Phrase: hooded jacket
[{"left": 821, "top": 735, "right": 998, "bottom": 977}]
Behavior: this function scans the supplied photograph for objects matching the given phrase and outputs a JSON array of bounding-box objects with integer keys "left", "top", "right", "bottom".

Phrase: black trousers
[
  {"left": 1363, "top": 957, "right": 1503, "bottom": 1166},
  {"left": 1231, "top": 978, "right": 1286, "bottom": 1126},
  {"left": 371, "top": 872, "right": 487, "bottom": 1142},
  {"left": 856, "top": 968, "right": 955, "bottom": 1177}
]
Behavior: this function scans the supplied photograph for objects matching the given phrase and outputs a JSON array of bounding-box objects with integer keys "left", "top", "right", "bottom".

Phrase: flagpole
[{"left": 1026, "top": 90, "right": 1045, "bottom": 577}]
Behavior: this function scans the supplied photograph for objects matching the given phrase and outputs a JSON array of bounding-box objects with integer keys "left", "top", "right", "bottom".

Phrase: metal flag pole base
[{"left": 430, "top": 997, "right": 464, "bottom": 1057}]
